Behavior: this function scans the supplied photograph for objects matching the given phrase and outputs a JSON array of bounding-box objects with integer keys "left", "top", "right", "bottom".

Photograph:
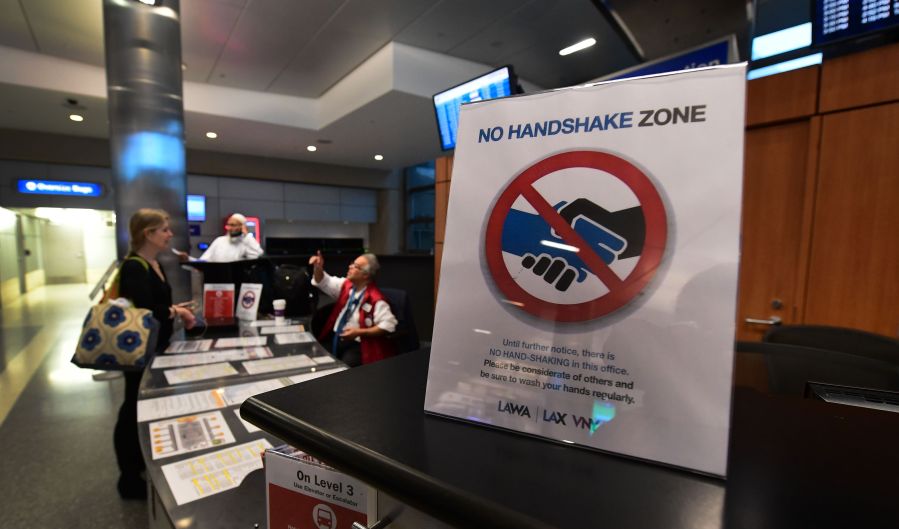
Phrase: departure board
[{"left": 814, "top": 0, "right": 899, "bottom": 44}]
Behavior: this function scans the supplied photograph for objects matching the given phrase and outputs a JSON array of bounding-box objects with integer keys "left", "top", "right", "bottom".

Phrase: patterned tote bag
[{"left": 72, "top": 302, "right": 159, "bottom": 371}]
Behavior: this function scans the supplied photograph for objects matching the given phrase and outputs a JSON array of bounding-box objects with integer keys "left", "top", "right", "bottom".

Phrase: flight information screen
[
  {"left": 433, "top": 67, "right": 514, "bottom": 151},
  {"left": 814, "top": 0, "right": 899, "bottom": 44}
]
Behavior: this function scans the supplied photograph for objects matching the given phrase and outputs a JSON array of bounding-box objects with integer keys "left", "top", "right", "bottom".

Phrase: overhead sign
[
  {"left": 599, "top": 35, "right": 738, "bottom": 82},
  {"left": 425, "top": 65, "right": 747, "bottom": 477},
  {"left": 17, "top": 179, "right": 103, "bottom": 197}
]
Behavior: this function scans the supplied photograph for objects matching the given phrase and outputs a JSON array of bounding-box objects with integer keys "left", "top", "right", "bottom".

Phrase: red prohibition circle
[{"left": 484, "top": 150, "right": 668, "bottom": 323}]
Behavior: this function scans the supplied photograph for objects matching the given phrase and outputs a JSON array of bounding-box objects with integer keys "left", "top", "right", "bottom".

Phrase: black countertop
[{"left": 242, "top": 348, "right": 899, "bottom": 529}]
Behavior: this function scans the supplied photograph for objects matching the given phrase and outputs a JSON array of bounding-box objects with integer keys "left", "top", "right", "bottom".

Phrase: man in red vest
[{"left": 309, "top": 251, "right": 398, "bottom": 367}]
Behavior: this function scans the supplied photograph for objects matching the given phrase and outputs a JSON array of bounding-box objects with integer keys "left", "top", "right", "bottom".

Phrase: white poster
[
  {"left": 236, "top": 283, "right": 263, "bottom": 321},
  {"left": 424, "top": 65, "right": 746, "bottom": 476}
]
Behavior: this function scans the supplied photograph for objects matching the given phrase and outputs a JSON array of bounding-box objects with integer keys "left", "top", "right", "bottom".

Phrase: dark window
[{"left": 405, "top": 161, "right": 435, "bottom": 252}]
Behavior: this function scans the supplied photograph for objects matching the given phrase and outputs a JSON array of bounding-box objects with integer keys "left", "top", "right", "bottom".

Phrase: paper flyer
[
  {"left": 149, "top": 410, "right": 236, "bottom": 460},
  {"left": 137, "top": 389, "right": 227, "bottom": 422},
  {"left": 161, "top": 438, "right": 272, "bottom": 505},
  {"left": 242, "top": 355, "right": 316, "bottom": 375},
  {"left": 152, "top": 347, "right": 273, "bottom": 369},
  {"left": 273, "top": 332, "right": 317, "bottom": 345},
  {"left": 311, "top": 355, "right": 337, "bottom": 365},
  {"left": 221, "top": 377, "right": 295, "bottom": 406},
  {"left": 163, "top": 362, "right": 239, "bottom": 385},
  {"left": 165, "top": 339, "right": 214, "bottom": 354},
  {"left": 234, "top": 408, "right": 261, "bottom": 433},
  {"left": 288, "top": 367, "right": 347, "bottom": 385},
  {"left": 204, "top": 283, "right": 235, "bottom": 320},
  {"left": 236, "top": 283, "right": 263, "bottom": 321},
  {"left": 425, "top": 65, "right": 747, "bottom": 476},
  {"left": 215, "top": 336, "right": 268, "bottom": 349},
  {"left": 260, "top": 324, "right": 306, "bottom": 335}
]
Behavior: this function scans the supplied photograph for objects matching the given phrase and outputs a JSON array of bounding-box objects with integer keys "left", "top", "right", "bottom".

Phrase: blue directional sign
[
  {"left": 17, "top": 179, "right": 103, "bottom": 197},
  {"left": 601, "top": 36, "right": 737, "bottom": 82}
]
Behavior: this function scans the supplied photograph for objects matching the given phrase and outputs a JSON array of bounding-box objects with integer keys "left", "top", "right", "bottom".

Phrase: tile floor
[{"left": 0, "top": 284, "right": 147, "bottom": 528}]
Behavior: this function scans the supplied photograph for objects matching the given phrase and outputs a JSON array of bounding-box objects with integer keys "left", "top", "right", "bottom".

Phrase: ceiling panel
[
  {"left": 327, "top": 0, "right": 438, "bottom": 38},
  {"left": 0, "top": 83, "right": 108, "bottom": 140},
  {"left": 450, "top": 0, "right": 629, "bottom": 87},
  {"left": 267, "top": 29, "right": 385, "bottom": 96},
  {"left": 268, "top": 0, "right": 438, "bottom": 96},
  {"left": 393, "top": 0, "right": 525, "bottom": 53},
  {"left": 0, "top": 0, "right": 36, "bottom": 52},
  {"left": 24, "top": 0, "right": 104, "bottom": 66},
  {"left": 207, "top": 0, "right": 343, "bottom": 91},
  {"left": 180, "top": 0, "right": 246, "bottom": 83},
  {"left": 502, "top": 5, "right": 637, "bottom": 87},
  {"left": 448, "top": 0, "right": 569, "bottom": 70},
  {"left": 607, "top": 0, "right": 748, "bottom": 60}
]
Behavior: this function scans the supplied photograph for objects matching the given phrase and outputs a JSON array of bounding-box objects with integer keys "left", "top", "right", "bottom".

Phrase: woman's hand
[{"left": 174, "top": 306, "right": 197, "bottom": 330}]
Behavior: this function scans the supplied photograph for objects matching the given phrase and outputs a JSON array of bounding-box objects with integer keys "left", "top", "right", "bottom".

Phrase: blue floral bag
[{"left": 72, "top": 301, "right": 159, "bottom": 371}]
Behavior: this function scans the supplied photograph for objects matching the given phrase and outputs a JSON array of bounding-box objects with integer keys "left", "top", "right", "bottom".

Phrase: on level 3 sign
[{"left": 425, "top": 65, "right": 747, "bottom": 477}]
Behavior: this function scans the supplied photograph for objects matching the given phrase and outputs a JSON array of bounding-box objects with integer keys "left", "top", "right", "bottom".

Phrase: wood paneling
[
  {"left": 804, "top": 103, "right": 899, "bottom": 336},
  {"left": 736, "top": 120, "right": 818, "bottom": 341},
  {"left": 434, "top": 155, "right": 453, "bottom": 295},
  {"left": 434, "top": 180, "right": 450, "bottom": 245},
  {"left": 746, "top": 66, "right": 819, "bottom": 127},
  {"left": 434, "top": 241, "right": 443, "bottom": 305},
  {"left": 820, "top": 41, "right": 899, "bottom": 113}
]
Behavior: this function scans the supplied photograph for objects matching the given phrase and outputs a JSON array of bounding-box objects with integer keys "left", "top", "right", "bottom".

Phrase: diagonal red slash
[{"left": 521, "top": 185, "right": 624, "bottom": 291}]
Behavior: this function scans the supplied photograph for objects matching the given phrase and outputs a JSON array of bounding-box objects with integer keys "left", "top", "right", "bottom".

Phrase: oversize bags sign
[{"left": 424, "top": 65, "right": 746, "bottom": 476}]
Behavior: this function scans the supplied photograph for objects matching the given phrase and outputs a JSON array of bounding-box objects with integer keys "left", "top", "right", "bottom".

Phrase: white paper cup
[{"left": 273, "top": 299, "right": 286, "bottom": 325}]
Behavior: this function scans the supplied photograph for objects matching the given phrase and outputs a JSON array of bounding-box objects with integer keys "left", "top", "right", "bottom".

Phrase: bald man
[{"left": 199, "top": 213, "right": 263, "bottom": 262}]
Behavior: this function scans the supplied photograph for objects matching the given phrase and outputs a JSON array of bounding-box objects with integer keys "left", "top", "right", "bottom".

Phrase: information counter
[
  {"left": 242, "top": 349, "right": 899, "bottom": 529},
  {"left": 137, "top": 320, "right": 344, "bottom": 529}
]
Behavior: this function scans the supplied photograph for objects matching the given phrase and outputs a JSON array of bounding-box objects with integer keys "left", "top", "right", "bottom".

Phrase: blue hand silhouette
[{"left": 501, "top": 201, "right": 626, "bottom": 291}]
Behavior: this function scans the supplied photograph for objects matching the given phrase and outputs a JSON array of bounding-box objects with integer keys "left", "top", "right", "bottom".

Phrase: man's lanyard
[{"left": 336, "top": 286, "right": 366, "bottom": 331}]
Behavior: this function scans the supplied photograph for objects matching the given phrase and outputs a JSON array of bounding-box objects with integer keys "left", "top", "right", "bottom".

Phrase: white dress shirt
[{"left": 199, "top": 233, "right": 263, "bottom": 262}]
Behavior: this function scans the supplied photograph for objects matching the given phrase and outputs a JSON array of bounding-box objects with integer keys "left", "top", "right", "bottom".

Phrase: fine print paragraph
[{"left": 481, "top": 338, "right": 641, "bottom": 407}]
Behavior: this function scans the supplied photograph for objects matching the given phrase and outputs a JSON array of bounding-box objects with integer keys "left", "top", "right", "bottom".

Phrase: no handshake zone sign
[{"left": 484, "top": 150, "right": 668, "bottom": 323}]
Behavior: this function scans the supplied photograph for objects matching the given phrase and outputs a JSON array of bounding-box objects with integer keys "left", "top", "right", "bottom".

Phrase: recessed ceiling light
[
  {"left": 205, "top": 132, "right": 217, "bottom": 139},
  {"left": 306, "top": 145, "right": 317, "bottom": 152},
  {"left": 137, "top": 0, "right": 160, "bottom": 5},
  {"left": 374, "top": 154, "right": 384, "bottom": 161},
  {"left": 69, "top": 114, "right": 84, "bottom": 122},
  {"left": 559, "top": 37, "right": 597, "bottom": 56},
  {"left": 181, "top": 63, "right": 187, "bottom": 71}
]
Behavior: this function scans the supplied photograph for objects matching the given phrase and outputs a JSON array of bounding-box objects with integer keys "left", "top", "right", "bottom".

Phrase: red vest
[{"left": 318, "top": 280, "right": 397, "bottom": 365}]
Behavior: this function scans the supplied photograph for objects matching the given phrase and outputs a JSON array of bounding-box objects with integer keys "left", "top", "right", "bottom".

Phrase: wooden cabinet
[
  {"left": 736, "top": 118, "right": 820, "bottom": 341},
  {"left": 804, "top": 103, "right": 899, "bottom": 336}
]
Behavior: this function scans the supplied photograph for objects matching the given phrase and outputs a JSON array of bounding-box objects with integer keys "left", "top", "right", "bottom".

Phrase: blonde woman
[{"left": 114, "top": 208, "right": 195, "bottom": 499}]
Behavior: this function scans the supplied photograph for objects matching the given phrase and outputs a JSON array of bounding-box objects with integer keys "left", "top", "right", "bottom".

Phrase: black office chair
[
  {"left": 763, "top": 325, "right": 899, "bottom": 364},
  {"left": 736, "top": 341, "right": 899, "bottom": 396},
  {"left": 310, "top": 302, "right": 335, "bottom": 340},
  {"left": 272, "top": 263, "right": 317, "bottom": 317},
  {"left": 380, "top": 287, "right": 420, "bottom": 355}
]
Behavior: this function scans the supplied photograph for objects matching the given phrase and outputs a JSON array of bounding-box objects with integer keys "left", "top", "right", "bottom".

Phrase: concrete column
[{"left": 103, "top": 0, "right": 188, "bottom": 299}]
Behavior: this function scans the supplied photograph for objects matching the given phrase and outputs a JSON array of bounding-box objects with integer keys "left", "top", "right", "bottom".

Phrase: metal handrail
[{"left": 89, "top": 258, "right": 120, "bottom": 301}]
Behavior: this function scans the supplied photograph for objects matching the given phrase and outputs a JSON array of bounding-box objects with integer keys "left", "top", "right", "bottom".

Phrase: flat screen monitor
[
  {"left": 433, "top": 65, "right": 518, "bottom": 151},
  {"left": 186, "top": 194, "right": 206, "bottom": 222},
  {"left": 813, "top": 0, "right": 899, "bottom": 45}
]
